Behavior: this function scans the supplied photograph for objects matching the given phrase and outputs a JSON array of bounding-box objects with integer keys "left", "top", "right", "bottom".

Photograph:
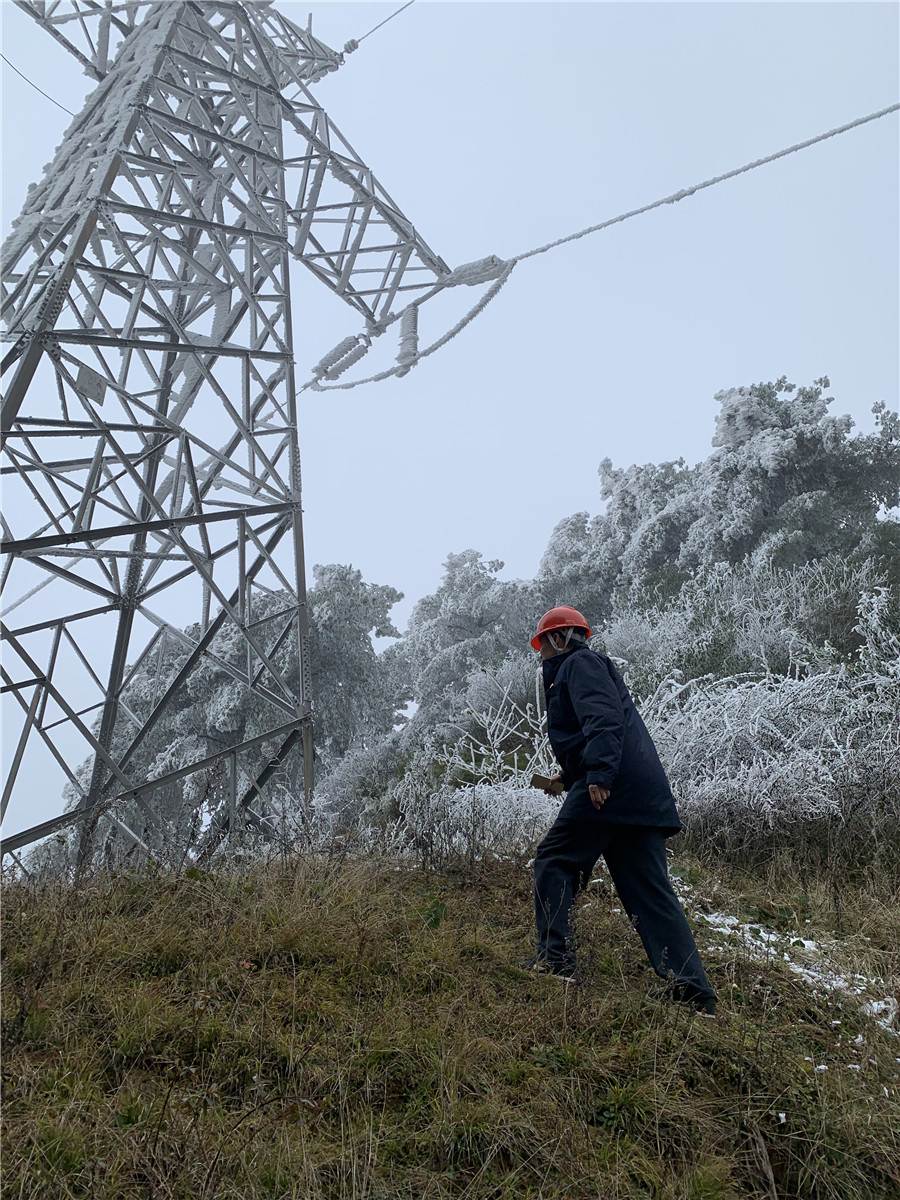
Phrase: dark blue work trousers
[{"left": 533, "top": 787, "right": 715, "bottom": 1003}]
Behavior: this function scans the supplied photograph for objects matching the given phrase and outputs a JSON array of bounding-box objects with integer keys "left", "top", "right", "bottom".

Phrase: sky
[
  {"left": 2, "top": 0, "right": 898, "bottom": 616},
  {"left": 1, "top": 1, "right": 898, "bottom": 834}
]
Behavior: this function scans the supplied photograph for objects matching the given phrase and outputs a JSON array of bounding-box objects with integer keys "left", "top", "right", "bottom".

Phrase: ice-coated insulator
[
  {"left": 443, "top": 255, "right": 509, "bottom": 286},
  {"left": 324, "top": 339, "right": 369, "bottom": 380},
  {"left": 313, "top": 335, "right": 360, "bottom": 377},
  {"left": 396, "top": 305, "right": 418, "bottom": 365}
]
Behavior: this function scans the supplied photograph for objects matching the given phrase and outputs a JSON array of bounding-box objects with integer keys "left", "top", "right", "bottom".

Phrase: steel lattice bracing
[{"left": 1, "top": 0, "right": 449, "bottom": 864}]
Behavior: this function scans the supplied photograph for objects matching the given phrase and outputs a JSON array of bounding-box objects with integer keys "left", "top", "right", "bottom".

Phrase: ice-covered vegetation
[
  {"left": 30, "top": 379, "right": 899, "bottom": 878},
  {"left": 311, "top": 378, "right": 900, "bottom": 879}
]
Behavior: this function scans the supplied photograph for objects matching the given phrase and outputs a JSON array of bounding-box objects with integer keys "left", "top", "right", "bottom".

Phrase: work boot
[
  {"left": 651, "top": 981, "right": 717, "bottom": 1016},
  {"left": 520, "top": 954, "right": 577, "bottom": 983},
  {"left": 694, "top": 996, "right": 717, "bottom": 1017}
]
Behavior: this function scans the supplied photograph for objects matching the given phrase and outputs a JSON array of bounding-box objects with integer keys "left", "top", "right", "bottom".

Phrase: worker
[{"left": 525, "top": 605, "right": 717, "bottom": 1014}]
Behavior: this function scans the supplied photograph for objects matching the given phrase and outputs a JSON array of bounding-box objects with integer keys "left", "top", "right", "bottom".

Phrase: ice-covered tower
[{"left": 1, "top": 1, "right": 449, "bottom": 864}]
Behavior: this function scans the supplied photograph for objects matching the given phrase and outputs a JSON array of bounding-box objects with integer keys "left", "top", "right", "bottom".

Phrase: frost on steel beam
[
  {"left": 1, "top": 1, "right": 450, "bottom": 865},
  {"left": 11, "top": 1, "right": 343, "bottom": 84},
  {"left": 11, "top": 0, "right": 148, "bottom": 82},
  {"left": 282, "top": 94, "right": 450, "bottom": 324}
]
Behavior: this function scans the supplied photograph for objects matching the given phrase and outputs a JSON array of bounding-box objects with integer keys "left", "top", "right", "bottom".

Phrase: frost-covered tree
[
  {"left": 540, "top": 379, "right": 900, "bottom": 605},
  {"left": 306, "top": 563, "right": 406, "bottom": 765},
  {"left": 392, "top": 550, "right": 543, "bottom": 731}
]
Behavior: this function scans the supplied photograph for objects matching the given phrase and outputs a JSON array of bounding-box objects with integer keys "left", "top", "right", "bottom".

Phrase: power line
[
  {"left": 515, "top": 101, "right": 900, "bottom": 264},
  {"left": 0, "top": 52, "right": 76, "bottom": 118},
  {"left": 302, "top": 100, "right": 900, "bottom": 393},
  {"left": 358, "top": 1, "right": 416, "bottom": 44}
]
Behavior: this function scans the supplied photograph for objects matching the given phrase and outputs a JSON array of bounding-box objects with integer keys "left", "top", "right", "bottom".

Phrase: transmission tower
[{"left": 1, "top": 0, "right": 451, "bottom": 865}]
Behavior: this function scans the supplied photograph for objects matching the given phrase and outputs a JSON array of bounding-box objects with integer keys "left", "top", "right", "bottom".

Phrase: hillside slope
[{"left": 3, "top": 855, "right": 899, "bottom": 1199}]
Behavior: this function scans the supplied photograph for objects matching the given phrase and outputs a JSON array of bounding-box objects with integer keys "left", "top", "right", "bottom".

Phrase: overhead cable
[
  {"left": 342, "top": 1, "right": 416, "bottom": 56},
  {"left": 515, "top": 101, "right": 900, "bottom": 264},
  {"left": 0, "top": 51, "right": 76, "bottom": 117},
  {"left": 358, "top": 1, "right": 416, "bottom": 44},
  {"left": 302, "top": 101, "right": 899, "bottom": 394}
]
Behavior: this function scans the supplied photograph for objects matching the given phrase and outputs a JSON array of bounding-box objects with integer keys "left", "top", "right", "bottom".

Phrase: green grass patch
[{"left": 2, "top": 856, "right": 898, "bottom": 1198}]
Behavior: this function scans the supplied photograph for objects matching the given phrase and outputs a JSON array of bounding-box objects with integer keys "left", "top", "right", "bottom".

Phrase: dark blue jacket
[{"left": 542, "top": 643, "right": 681, "bottom": 833}]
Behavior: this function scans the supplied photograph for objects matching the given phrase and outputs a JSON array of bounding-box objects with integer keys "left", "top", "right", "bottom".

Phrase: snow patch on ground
[{"left": 671, "top": 878, "right": 898, "bottom": 1036}]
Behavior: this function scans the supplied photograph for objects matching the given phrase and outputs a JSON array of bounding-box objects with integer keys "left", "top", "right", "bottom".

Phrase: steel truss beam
[{"left": 2, "top": 1, "right": 450, "bottom": 864}]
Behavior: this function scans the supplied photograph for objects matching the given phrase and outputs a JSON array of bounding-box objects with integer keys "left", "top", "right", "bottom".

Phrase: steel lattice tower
[{"left": 1, "top": 0, "right": 449, "bottom": 865}]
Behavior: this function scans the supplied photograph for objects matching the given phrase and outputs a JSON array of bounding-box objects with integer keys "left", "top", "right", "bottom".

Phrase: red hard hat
[{"left": 531, "top": 606, "right": 591, "bottom": 650}]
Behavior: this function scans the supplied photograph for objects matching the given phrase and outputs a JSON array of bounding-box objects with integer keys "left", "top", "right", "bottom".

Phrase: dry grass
[{"left": 2, "top": 853, "right": 899, "bottom": 1199}]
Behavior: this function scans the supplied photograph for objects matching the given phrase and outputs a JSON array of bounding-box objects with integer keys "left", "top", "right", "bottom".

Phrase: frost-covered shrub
[
  {"left": 437, "top": 656, "right": 551, "bottom": 781},
  {"left": 305, "top": 749, "right": 558, "bottom": 868},
  {"left": 388, "top": 680, "right": 559, "bottom": 864},
  {"left": 649, "top": 669, "right": 899, "bottom": 873},
  {"left": 601, "top": 557, "right": 889, "bottom": 698},
  {"left": 311, "top": 731, "right": 409, "bottom": 832},
  {"left": 305, "top": 673, "right": 561, "bottom": 865},
  {"left": 642, "top": 590, "right": 900, "bottom": 873},
  {"left": 393, "top": 781, "right": 557, "bottom": 866}
]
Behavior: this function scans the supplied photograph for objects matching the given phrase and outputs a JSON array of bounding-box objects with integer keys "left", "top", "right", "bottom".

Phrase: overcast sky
[
  {"left": 1, "top": 2, "right": 898, "bottom": 834},
  {"left": 2, "top": 0, "right": 898, "bottom": 620}
]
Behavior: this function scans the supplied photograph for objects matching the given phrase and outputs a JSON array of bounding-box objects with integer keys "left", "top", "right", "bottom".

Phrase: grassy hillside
[{"left": 2, "top": 854, "right": 899, "bottom": 1199}]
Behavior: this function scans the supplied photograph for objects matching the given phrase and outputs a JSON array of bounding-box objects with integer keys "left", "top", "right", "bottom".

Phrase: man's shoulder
[{"left": 559, "top": 646, "right": 610, "bottom": 679}]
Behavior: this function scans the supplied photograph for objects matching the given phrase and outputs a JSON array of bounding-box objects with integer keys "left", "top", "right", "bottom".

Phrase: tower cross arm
[
  {"left": 11, "top": 0, "right": 151, "bottom": 80},
  {"left": 11, "top": 1, "right": 344, "bottom": 84}
]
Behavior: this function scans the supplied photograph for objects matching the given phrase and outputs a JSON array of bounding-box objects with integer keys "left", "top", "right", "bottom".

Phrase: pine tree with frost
[
  {"left": 394, "top": 550, "right": 544, "bottom": 732},
  {"left": 540, "top": 379, "right": 899, "bottom": 603}
]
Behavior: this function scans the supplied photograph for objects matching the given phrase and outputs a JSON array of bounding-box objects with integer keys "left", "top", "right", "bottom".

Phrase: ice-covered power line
[
  {"left": 301, "top": 101, "right": 899, "bottom": 393},
  {"left": 359, "top": 0, "right": 416, "bottom": 44},
  {"left": 340, "top": 1, "right": 416, "bottom": 58},
  {"left": 514, "top": 101, "right": 900, "bottom": 264},
  {"left": 0, "top": 52, "right": 76, "bottom": 116}
]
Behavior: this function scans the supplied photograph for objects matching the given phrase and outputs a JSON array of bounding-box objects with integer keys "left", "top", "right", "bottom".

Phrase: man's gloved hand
[{"left": 588, "top": 784, "right": 610, "bottom": 810}]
